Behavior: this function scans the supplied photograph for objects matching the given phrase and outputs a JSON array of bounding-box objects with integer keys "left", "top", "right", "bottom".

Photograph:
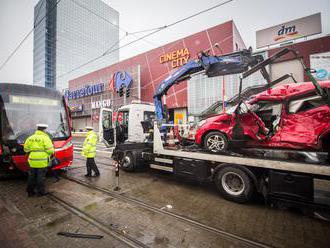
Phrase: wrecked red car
[{"left": 195, "top": 81, "right": 330, "bottom": 154}]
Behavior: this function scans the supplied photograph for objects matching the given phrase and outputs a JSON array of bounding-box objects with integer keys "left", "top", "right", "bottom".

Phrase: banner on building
[
  {"left": 91, "top": 99, "right": 111, "bottom": 109},
  {"left": 69, "top": 104, "right": 83, "bottom": 113},
  {"left": 256, "top": 13, "right": 321, "bottom": 48},
  {"left": 310, "top": 51, "right": 330, "bottom": 81}
]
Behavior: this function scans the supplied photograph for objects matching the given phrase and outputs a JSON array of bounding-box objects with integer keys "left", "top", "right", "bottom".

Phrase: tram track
[
  {"left": 47, "top": 193, "right": 149, "bottom": 248},
  {"left": 61, "top": 170, "right": 272, "bottom": 248}
]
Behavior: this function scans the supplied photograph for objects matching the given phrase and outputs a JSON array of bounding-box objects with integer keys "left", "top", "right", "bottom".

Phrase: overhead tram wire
[
  {"left": 57, "top": 0, "right": 234, "bottom": 79},
  {"left": 127, "top": 26, "right": 167, "bottom": 35},
  {"left": 57, "top": 33, "right": 129, "bottom": 79},
  {"left": 0, "top": 0, "right": 63, "bottom": 72}
]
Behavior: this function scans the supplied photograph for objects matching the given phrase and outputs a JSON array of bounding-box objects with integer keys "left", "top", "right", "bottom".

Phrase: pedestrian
[
  {"left": 82, "top": 126, "right": 100, "bottom": 177},
  {"left": 24, "top": 124, "right": 54, "bottom": 197}
]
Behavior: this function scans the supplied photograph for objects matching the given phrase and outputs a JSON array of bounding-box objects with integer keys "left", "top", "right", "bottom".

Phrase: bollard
[{"left": 113, "top": 161, "right": 121, "bottom": 191}]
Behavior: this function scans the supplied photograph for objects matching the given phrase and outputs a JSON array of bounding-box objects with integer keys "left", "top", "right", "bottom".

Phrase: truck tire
[
  {"left": 204, "top": 131, "right": 228, "bottom": 153},
  {"left": 121, "top": 152, "right": 136, "bottom": 172},
  {"left": 214, "top": 166, "right": 253, "bottom": 203}
]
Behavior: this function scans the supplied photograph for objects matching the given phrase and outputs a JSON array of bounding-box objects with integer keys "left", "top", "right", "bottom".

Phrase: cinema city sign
[
  {"left": 64, "top": 83, "right": 105, "bottom": 100},
  {"left": 159, "top": 48, "right": 190, "bottom": 68}
]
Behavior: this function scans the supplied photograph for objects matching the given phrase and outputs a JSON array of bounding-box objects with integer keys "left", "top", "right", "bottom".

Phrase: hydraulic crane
[{"left": 153, "top": 47, "right": 264, "bottom": 123}]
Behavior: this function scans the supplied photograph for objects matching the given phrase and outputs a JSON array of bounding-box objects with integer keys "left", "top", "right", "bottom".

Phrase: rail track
[
  {"left": 62, "top": 159, "right": 272, "bottom": 248},
  {"left": 47, "top": 193, "right": 149, "bottom": 248}
]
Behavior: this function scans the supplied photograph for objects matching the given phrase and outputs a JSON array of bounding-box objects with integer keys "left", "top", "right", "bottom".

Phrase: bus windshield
[{"left": 1, "top": 95, "right": 70, "bottom": 142}]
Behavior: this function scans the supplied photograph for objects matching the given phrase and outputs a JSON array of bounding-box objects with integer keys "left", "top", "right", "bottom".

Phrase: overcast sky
[{"left": 0, "top": 0, "right": 329, "bottom": 84}]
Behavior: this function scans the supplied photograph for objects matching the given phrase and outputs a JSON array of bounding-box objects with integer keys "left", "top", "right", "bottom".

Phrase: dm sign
[
  {"left": 64, "top": 83, "right": 105, "bottom": 100},
  {"left": 256, "top": 13, "right": 321, "bottom": 48}
]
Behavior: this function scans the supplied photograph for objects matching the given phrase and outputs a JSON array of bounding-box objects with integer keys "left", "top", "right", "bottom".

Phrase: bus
[{"left": 0, "top": 83, "right": 73, "bottom": 175}]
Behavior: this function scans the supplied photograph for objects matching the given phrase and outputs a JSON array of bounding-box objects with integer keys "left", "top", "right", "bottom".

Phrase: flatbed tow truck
[{"left": 109, "top": 48, "right": 330, "bottom": 214}]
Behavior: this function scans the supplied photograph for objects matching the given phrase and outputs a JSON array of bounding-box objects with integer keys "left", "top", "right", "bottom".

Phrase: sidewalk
[{"left": 0, "top": 198, "right": 38, "bottom": 248}]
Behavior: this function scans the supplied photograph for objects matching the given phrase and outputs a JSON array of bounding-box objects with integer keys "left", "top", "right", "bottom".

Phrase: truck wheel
[
  {"left": 204, "top": 131, "right": 228, "bottom": 153},
  {"left": 214, "top": 166, "right": 253, "bottom": 203},
  {"left": 121, "top": 152, "right": 135, "bottom": 172}
]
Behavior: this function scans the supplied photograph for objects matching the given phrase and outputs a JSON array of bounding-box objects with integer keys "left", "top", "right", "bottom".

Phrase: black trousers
[
  {"left": 27, "top": 168, "right": 47, "bottom": 195},
  {"left": 86, "top": 158, "right": 100, "bottom": 176}
]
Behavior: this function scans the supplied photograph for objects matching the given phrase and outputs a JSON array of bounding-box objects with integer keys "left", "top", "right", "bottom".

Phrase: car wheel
[
  {"left": 214, "top": 166, "right": 253, "bottom": 203},
  {"left": 204, "top": 131, "right": 228, "bottom": 153},
  {"left": 121, "top": 152, "right": 135, "bottom": 172}
]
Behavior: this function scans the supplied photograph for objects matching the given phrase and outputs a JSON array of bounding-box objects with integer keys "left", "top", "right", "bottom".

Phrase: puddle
[
  {"left": 83, "top": 202, "right": 98, "bottom": 211},
  {"left": 104, "top": 197, "right": 114, "bottom": 202}
]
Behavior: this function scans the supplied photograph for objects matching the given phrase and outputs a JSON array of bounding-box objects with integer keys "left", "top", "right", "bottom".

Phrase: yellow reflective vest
[
  {"left": 82, "top": 130, "right": 98, "bottom": 158},
  {"left": 24, "top": 130, "right": 55, "bottom": 168}
]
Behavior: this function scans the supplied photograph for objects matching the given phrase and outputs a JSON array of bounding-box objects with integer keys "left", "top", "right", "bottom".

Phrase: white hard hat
[
  {"left": 36, "top": 123, "right": 48, "bottom": 128},
  {"left": 86, "top": 126, "right": 93, "bottom": 130}
]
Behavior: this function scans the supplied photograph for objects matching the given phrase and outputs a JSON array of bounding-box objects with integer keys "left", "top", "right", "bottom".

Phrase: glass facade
[
  {"left": 33, "top": 0, "right": 119, "bottom": 91},
  {"left": 188, "top": 51, "right": 268, "bottom": 115}
]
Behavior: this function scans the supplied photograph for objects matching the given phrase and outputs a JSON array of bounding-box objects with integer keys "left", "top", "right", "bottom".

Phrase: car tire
[
  {"left": 121, "top": 152, "right": 135, "bottom": 172},
  {"left": 204, "top": 131, "right": 228, "bottom": 153},
  {"left": 214, "top": 166, "right": 254, "bottom": 203}
]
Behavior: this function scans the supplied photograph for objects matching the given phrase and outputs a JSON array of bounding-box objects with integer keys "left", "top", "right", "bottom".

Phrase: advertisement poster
[{"left": 310, "top": 51, "right": 330, "bottom": 81}]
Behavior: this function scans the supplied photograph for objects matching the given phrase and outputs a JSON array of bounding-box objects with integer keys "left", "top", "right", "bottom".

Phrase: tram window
[{"left": 2, "top": 96, "right": 70, "bottom": 141}]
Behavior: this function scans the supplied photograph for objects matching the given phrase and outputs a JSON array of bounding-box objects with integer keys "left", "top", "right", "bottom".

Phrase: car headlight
[{"left": 197, "top": 120, "right": 206, "bottom": 127}]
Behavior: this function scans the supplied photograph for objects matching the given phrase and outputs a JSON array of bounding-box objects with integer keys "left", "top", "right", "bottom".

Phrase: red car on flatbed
[{"left": 195, "top": 81, "right": 330, "bottom": 154}]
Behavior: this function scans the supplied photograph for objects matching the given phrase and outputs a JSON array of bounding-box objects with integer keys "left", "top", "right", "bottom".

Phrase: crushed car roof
[{"left": 250, "top": 81, "right": 330, "bottom": 103}]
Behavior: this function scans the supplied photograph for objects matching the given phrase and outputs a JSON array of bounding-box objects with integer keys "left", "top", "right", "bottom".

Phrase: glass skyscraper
[{"left": 33, "top": 0, "right": 119, "bottom": 91}]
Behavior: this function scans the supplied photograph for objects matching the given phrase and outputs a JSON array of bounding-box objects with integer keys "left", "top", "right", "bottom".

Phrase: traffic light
[
  {"left": 119, "top": 87, "right": 123, "bottom": 97},
  {"left": 126, "top": 88, "right": 130, "bottom": 98}
]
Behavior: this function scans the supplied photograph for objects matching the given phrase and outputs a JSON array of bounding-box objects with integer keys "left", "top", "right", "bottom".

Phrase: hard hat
[
  {"left": 36, "top": 123, "right": 48, "bottom": 128},
  {"left": 86, "top": 126, "right": 93, "bottom": 130}
]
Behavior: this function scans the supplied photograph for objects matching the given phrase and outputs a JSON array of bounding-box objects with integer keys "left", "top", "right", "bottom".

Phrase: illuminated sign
[
  {"left": 69, "top": 104, "right": 83, "bottom": 113},
  {"left": 109, "top": 71, "right": 133, "bottom": 97},
  {"left": 91, "top": 99, "right": 111, "bottom": 109},
  {"left": 256, "top": 13, "right": 321, "bottom": 48},
  {"left": 10, "top": 95, "right": 59, "bottom": 106},
  {"left": 64, "top": 83, "right": 105, "bottom": 100},
  {"left": 159, "top": 48, "right": 190, "bottom": 68}
]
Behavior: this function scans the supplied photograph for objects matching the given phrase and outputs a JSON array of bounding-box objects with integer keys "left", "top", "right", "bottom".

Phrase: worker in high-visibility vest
[
  {"left": 82, "top": 126, "right": 100, "bottom": 177},
  {"left": 24, "top": 124, "right": 54, "bottom": 197}
]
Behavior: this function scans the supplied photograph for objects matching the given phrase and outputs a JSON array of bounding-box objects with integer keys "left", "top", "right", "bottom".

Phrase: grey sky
[{"left": 0, "top": 0, "right": 329, "bottom": 85}]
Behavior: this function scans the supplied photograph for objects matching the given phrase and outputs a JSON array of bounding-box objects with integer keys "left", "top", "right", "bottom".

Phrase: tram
[{"left": 0, "top": 83, "right": 73, "bottom": 174}]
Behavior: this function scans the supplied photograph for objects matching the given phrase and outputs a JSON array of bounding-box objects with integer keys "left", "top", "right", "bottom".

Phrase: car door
[
  {"left": 235, "top": 102, "right": 267, "bottom": 141},
  {"left": 99, "top": 108, "right": 114, "bottom": 146},
  {"left": 280, "top": 95, "right": 326, "bottom": 148}
]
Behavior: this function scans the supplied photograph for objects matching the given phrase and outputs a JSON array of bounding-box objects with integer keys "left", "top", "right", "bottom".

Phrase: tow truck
[{"left": 105, "top": 48, "right": 330, "bottom": 213}]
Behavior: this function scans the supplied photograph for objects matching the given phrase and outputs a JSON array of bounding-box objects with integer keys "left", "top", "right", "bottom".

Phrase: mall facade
[{"left": 67, "top": 18, "right": 330, "bottom": 131}]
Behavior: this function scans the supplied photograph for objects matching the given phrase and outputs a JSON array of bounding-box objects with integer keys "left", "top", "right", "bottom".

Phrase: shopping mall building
[{"left": 67, "top": 15, "right": 330, "bottom": 131}]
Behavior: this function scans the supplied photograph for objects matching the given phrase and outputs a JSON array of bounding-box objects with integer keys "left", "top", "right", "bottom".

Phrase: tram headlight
[
  {"left": 55, "top": 141, "right": 73, "bottom": 152},
  {"left": 62, "top": 141, "right": 73, "bottom": 149}
]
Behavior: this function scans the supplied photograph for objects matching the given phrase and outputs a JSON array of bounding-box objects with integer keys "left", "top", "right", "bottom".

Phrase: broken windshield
[{"left": 1, "top": 95, "right": 70, "bottom": 142}]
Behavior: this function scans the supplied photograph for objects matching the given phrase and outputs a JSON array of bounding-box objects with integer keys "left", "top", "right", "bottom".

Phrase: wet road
[{"left": 0, "top": 144, "right": 330, "bottom": 247}]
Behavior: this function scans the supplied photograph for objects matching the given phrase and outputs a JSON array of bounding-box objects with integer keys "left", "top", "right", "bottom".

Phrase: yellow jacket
[
  {"left": 24, "top": 130, "right": 55, "bottom": 168},
  {"left": 82, "top": 130, "right": 98, "bottom": 158}
]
